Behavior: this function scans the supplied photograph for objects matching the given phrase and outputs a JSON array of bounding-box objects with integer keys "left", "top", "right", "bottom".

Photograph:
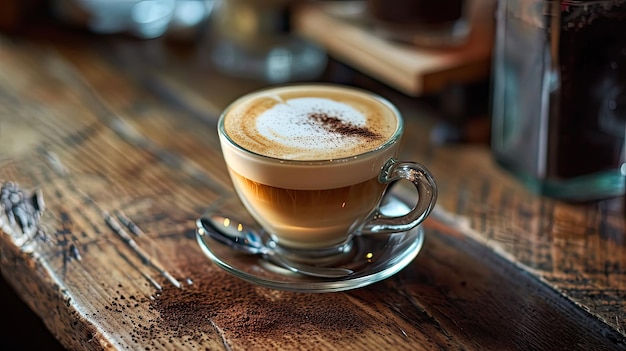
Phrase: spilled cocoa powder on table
[{"left": 145, "top": 247, "right": 371, "bottom": 348}]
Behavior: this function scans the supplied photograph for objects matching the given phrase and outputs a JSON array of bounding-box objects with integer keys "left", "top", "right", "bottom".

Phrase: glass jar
[{"left": 491, "top": 0, "right": 626, "bottom": 201}]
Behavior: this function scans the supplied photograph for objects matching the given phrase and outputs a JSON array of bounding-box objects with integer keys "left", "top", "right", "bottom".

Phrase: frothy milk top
[{"left": 222, "top": 85, "right": 399, "bottom": 160}]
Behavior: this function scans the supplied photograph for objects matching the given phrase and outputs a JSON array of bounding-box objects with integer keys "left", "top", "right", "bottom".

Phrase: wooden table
[{"left": 1, "top": 24, "right": 625, "bottom": 351}]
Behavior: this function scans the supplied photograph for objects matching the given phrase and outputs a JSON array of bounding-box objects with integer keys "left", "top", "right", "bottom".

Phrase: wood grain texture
[
  {"left": 0, "top": 28, "right": 625, "bottom": 351},
  {"left": 292, "top": 1, "right": 494, "bottom": 96}
]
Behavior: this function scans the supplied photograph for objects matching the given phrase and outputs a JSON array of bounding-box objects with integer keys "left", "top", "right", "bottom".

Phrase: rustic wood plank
[
  {"left": 93, "top": 32, "right": 626, "bottom": 338},
  {"left": 75, "top": 28, "right": 626, "bottom": 338},
  {"left": 0, "top": 37, "right": 222, "bottom": 350},
  {"left": 0, "top": 28, "right": 625, "bottom": 351},
  {"left": 425, "top": 145, "right": 626, "bottom": 335},
  {"left": 138, "top": 32, "right": 626, "bottom": 337}
]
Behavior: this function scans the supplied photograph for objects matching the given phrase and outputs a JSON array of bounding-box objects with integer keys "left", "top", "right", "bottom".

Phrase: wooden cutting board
[{"left": 292, "top": 0, "right": 494, "bottom": 96}]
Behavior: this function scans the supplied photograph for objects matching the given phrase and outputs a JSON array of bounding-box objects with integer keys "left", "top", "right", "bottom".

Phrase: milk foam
[
  {"left": 222, "top": 85, "right": 398, "bottom": 161},
  {"left": 256, "top": 97, "right": 368, "bottom": 153},
  {"left": 219, "top": 85, "right": 402, "bottom": 190}
]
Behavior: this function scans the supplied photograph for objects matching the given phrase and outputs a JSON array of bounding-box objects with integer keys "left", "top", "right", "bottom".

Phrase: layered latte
[{"left": 218, "top": 84, "right": 402, "bottom": 249}]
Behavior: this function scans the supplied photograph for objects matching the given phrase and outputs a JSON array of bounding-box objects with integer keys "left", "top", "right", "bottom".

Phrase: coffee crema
[{"left": 222, "top": 85, "right": 399, "bottom": 161}]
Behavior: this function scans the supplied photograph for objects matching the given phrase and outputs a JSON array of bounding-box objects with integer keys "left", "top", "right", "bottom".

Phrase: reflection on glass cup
[
  {"left": 367, "top": 0, "right": 473, "bottom": 47},
  {"left": 217, "top": 84, "right": 437, "bottom": 261}
]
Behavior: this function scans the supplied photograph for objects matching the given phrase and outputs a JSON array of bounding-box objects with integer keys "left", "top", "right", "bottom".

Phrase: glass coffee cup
[{"left": 217, "top": 84, "right": 437, "bottom": 262}]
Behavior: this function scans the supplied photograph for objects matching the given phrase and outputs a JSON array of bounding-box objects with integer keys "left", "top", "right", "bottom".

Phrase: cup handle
[{"left": 360, "top": 158, "right": 437, "bottom": 234}]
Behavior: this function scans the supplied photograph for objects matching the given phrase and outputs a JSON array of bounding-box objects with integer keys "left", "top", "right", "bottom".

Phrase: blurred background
[{"left": 0, "top": 0, "right": 496, "bottom": 144}]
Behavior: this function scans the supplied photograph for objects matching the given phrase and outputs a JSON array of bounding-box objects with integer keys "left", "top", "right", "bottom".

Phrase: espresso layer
[
  {"left": 222, "top": 85, "right": 399, "bottom": 160},
  {"left": 229, "top": 169, "right": 386, "bottom": 249}
]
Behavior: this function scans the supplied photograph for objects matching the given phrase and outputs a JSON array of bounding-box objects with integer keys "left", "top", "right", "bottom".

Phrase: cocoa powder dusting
[
  {"left": 143, "top": 247, "right": 370, "bottom": 349},
  {"left": 308, "top": 112, "right": 382, "bottom": 141}
]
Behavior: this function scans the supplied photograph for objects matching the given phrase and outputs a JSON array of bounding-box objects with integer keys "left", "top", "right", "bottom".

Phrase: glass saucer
[{"left": 195, "top": 192, "right": 424, "bottom": 293}]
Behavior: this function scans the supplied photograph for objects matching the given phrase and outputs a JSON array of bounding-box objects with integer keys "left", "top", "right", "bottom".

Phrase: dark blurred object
[
  {"left": 370, "top": 0, "right": 463, "bottom": 24},
  {"left": 491, "top": 0, "right": 626, "bottom": 201},
  {"left": 367, "top": 0, "right": 473, "bottom": 47},
  {"left": 0, "top": 274, "right": 66, "bottom": 350},
  {"left": 208, "top": 0, "right": 327, "bottom": 83},
  {"left": 51, "top": 0, "right": 214, "bottom": 39},
  {"left": 0, "top": 0, "right": 50, "bottom": 33}
]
